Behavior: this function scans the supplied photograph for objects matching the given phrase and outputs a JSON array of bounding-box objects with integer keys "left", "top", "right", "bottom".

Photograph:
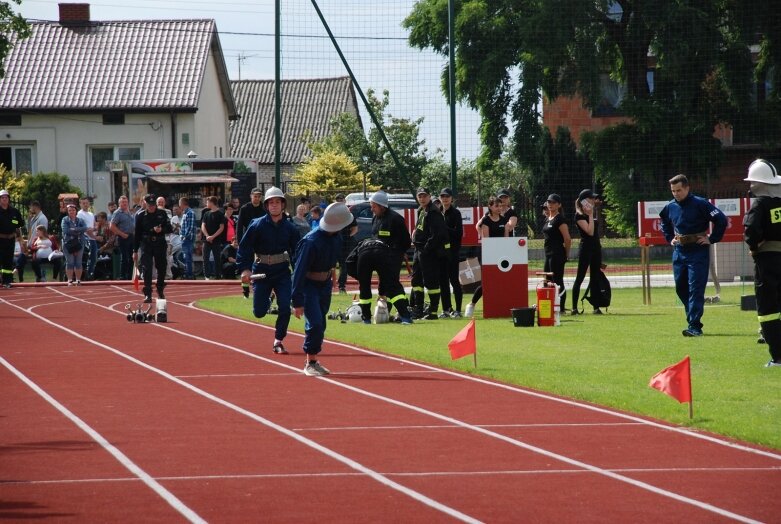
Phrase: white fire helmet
[
  {"left": 745, "top": 159, "right": 781, "bottom": 185},
  {"left": 263, "top": 187, "right": 286, "bottom": 206},
  {"left": 319, "top": 202, "right": 354, "bottom": 232},
  {"left": 346, "top": 304, "right": 363, "bottom": 323}
]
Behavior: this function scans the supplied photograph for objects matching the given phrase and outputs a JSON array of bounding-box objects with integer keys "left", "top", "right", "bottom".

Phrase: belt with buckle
[
  {"left": 674, "top": 231, "right": 707, "bottom": 245},
  {"left": 0, "top": 232, "right": 16, "bottom": 239},
  {"left": 305, "top": 270, "right": 332, "bottom": 282},
  {"left": 255, "top": 252, "right": 290, "bottom": 265}
]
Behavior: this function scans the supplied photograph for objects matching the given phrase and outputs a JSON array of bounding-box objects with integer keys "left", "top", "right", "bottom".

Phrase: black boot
[{"left": 760, "top": 319, "right": 781, "bottom": 364}]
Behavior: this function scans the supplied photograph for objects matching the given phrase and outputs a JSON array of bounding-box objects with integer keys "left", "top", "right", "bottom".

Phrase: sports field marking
[
  {"left": 172, "top": 295, "right": 781, "bottom": 462},
  {"left": 294, "top": 422, "right": 645, "bottom": 431},
  {"left": 0, "top": 357, "right": 207, "bottom": 524},
  {"left": 6, "top": 465, "right": 779, "bottom": 487},
  {"left": 2, "top": 295, "right": 482, "bottom": 524},
  {"left": 15, "top": 290, "right": 769, "bottom": 523}
]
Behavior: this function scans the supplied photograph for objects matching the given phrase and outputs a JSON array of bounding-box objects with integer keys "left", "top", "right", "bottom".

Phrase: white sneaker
[
  {"left": 303, "top": 360, "right": 330, "bottom": 376},
  {"left": 465, "top": 303, "right": 475, "bottom": 318}
]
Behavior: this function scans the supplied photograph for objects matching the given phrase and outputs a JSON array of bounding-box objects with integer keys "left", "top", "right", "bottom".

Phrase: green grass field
[{"left": 198, "top": 283, "right": 781, "bottom": 450}]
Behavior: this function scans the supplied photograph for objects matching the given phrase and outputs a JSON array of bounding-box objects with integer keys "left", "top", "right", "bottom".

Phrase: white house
[{"left": 0, "top": 3, "right": 237, "bottom": 212}]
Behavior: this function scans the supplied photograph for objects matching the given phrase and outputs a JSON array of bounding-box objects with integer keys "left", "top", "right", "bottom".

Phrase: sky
[{"left": 15, "top": 0, "right": 484, "bottom": 160}]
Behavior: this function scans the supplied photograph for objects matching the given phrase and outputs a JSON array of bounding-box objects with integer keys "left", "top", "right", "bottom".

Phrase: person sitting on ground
[{"left": 221, "top": 237, "right": 239, "bottom": 279}]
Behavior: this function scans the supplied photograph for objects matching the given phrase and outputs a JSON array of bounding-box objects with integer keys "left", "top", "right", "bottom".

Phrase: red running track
[{"left": 1, "top": 284, "right": 780, "bottom": 523}]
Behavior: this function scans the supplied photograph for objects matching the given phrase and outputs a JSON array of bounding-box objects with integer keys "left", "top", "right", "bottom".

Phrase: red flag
[
  {"left": 133, "top": 266, "right": 140, "bottom": 292},
  {"left": 649, "top": 356, "right": 692, "bottom": 403},
  {"left": 448, "top": 320, "right": 476, "bottom": 360}
]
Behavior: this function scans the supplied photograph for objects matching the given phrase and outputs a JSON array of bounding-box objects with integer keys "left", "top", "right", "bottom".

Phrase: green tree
[
  {"left": 1, "top": 0, "right": 31, "bottom": 78},
  {"left": 20, "top": 172, "right": 82, "bottom": 234},
  {"left": 404, "top": 0, "right": 777, "bottom": 233},
  {"left": 0, "top": 164, "right": 28, "bottom": 200},
  {"left": 292, "top": 150, "right": 371, "bottom": 194},
  {"left": 308, "top": 89, "right": 430, "bottom": 197}
]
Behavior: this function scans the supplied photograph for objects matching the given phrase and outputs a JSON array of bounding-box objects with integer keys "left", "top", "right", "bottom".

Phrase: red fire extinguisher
[{"left": 536, "top": 279, "right": 556, "bottom": 327}]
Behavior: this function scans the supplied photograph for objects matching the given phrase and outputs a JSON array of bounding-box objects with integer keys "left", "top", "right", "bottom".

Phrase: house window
[
  {"left": 0, "top": 145, "right": 34, "bottom": 173},
  {"left": 90, "top": 145, "right": 141, "bottom": 173},
  {"left": 102, "top": 113, "right": 125, "bottom": 125},
  {"left": 592, "top": 70, "right": 655, "bottom": 117},
  {"left": 0, "top": 114, "right": 22, "bottom": 126}
]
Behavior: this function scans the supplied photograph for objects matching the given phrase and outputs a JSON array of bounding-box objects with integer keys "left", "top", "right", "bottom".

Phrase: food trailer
[{"left": 103, "top": 158, "right": 259, "bottom": 213}]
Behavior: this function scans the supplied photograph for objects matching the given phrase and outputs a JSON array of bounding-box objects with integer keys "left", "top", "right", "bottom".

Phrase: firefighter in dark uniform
[
  {"left": 411, "top": 187, "right": 449, "bottom": 320},
  {"left": 132, "top": 194, "right": 172, "bottom": 303},
  {"left": 0, "top": 189, "right": 25, "bottom": 289},
  {"left": 743, "top": 159, "right": 781, "bottom": 367},
  {"left": 659, "top": 174, "right": 727, "bottom": 337},
  {"left": 353, "top": 190, "right": 413, "bottom": 324},
  {"left": 438, "top": 187, "right": 463, "bottom": 317}
]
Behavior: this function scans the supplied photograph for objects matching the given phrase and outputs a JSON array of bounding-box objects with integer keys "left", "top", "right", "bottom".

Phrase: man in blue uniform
[
  {"left": 659, "top": 174, "right": 727, "bottom": 337},
  {"left": 237, "top": 187, "right": 300, "bottom": 355},
  {"left": 292, "top": 202, "right": 355, "bottom": 376},
  {"left": 743, "top": 159, "right": 781, "bottom": 367}
]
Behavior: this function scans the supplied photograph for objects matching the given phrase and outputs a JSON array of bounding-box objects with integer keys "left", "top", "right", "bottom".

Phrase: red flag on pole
[
  {"left": 448, "top": 320, "right": 476, "bottom": 360},
  {"left": 649, "top": 355, "right": 692, "bottom": 403},
  {"left": 133, "top": 266, "right": 140, "bottom": 292}
]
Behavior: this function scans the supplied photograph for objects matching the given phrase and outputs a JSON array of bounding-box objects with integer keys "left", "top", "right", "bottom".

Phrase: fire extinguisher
[{"left": 536, "top": 279, "right": 556, "bottom": 327}]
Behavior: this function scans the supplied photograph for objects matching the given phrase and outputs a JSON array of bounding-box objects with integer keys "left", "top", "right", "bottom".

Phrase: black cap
[
  {"left": 335, "top": 193, "right": 345, "bottom": 200},
  {"left": 497, "top": 189, "right": 511, "bottom": 198},
  {"left": 250, "top": 187, "right": 263, "bottom": 195},
  {"left": 416, "top": 187, "right": 430, "bottom": 195},
  {"left": 546, "top": 193, "right": 562, "bottom": 204},
  {"left": 439, "top": 187, "right": 453, "bottom": 197},
  {"left": 143, "top": 194, "right": 156, "bottom": 205},
  {"left": 578, "top": 189, "right": 598, "bottom": 202}
]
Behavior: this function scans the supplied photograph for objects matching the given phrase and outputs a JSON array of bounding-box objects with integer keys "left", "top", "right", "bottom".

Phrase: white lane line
[
  {"left": 7, "top": 465, "right": 780, "bottom": 487},
  {"left": 0, "top": 357, "right": 206, "bottom": 524},
  {"left": 2, "top": 296, "right": 481, "bottom": 524},
  {"left": 176, "top": 370, "right": 435, "bottom": 378},
  {"left": 181, "top": 299, "right": 781, "bottom": 462},
  {"left": 292, "top": 422, "right": 645, "bottom": 432},
  {"left": 33, "top": 291, "right": 769, "bottom": 523}
]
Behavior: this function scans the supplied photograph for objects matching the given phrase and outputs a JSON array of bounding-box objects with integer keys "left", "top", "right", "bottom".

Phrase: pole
[
  {"left": 274, "top": 0, "right": 282, "bottom": 188},
  {"left": 448, "top": 0, "right": 457, "bottom": 195}
]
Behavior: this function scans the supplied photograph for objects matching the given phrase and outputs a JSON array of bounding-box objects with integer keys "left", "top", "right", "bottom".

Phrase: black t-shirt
[
  {"left": 501, "top": 207, "right": 517, "bottom": 236},
  {"left": 236, "top": 202, "right": 266, "bottom": 242},
  {"left": 574, "top": 212, "right": 600, "bottom": 247},
  {"left": 543, "top": 213, "right": 566, "bottom": 256},
  {"left": 201, "top": 208, "right": 227, "bottom": 243},
  {"left": 478, "top": 214, "right": 506, "bottom": 238},
  {"left": 0, "top": 205, "right": 24, "bottom": 236}
]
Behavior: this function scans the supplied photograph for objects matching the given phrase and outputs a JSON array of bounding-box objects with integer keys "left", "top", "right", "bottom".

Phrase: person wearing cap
[
  {"left": 743, "top": 159, "right": 781, "bottom": 366},
  {"left": 349, "top": 191, "right": 414, "bottom": 324},
  {"left": 236, "top": 187, "right": 267, "bottom": 242},
  {"left": 132, "top": 194, "right": 172, "bottom": 302},
  {"left": 496, "top": 189, "right": 518, "bottom": 237},
  {"left": 292, "top": 202, "right": 355, "bottom": 376},
  {"left": 438, "top": 187, "right": 464, "bottom": 317},
  {"left": 659, "top": 174, "right": 727, "bottom": 337},
  {"left": 410, "top": 187, "right": 449, "bottom": 319},
  {"left": 0, "top": 189, "right": 26, "bottom": 288},
  {"left": 237, "top": 186, "right": 300, "bottom": 355},
  {"left": 333, "top": 192, "right": 358, "bottom": 293},
  {"left": 571, "top": 189, "right": 604, "bottom": 314},
  {"left": 542, "top": 193, "right": 571, "bottom": 311}
]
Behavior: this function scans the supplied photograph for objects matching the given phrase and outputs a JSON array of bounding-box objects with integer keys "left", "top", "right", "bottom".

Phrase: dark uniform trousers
[
  {"left": 755, "top": 252, "right": 781, "bottom": 362},
  {"left": 356, "top": 240, "right": 410, "bottom": 321},
  {"left": 140, "top": 239, "right": 167, "bottom": 297},
  {"left": 0, "top": 238, "right": 14, "bottom": 285},
  {"left": 410, "top": 249, "right": 442, "bottom": 314}
]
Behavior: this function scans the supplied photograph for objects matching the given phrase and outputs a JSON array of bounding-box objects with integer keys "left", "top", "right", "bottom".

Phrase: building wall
[
  {"left": 191, "top": 51, "right": 231, "bottom": 159},
  {"left": 542, "top": 95, "right": 630, "bottom": 144}
]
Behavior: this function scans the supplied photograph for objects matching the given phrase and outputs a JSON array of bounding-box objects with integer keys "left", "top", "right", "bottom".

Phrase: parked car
[{"left": 349, "top": 199, "right": 418, "bottom": 245}]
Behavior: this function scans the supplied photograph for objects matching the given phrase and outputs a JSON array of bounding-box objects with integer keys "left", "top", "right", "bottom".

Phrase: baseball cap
[
  {"left": 546, "top": 193, "right": 562, "bottom": 204},
  {"left": 250, "top": 187, "right": 263, "bottom": 195},
  {"left": 0, "top": 189, "right": 8, "bottom": 197},
  {"left": 577, "top": 189, "right": 598, "bottom": 202},
  {"left": 143, "top": 194, "right": 156, "bottom": 205},
  {"left": 416, "top": 187, "right": 430, "bottom": 196},
  {"left": 497, "top": 189, "right": 511, "bottom": 198},
  {"left": 439, "top": 187, "right": 453, "bottom": 197}
]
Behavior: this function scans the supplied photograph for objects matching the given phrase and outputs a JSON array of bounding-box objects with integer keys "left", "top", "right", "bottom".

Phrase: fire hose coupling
[{"left": 125, "top": 303, "right": 154, "bottom": 323}]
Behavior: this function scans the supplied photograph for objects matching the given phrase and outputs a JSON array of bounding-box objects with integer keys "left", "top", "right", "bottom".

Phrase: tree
[
  {"left": 404, "top": 0, "right": 778, "bottom": 233},
  {"left": 292, "top": 150, "right": 370, "bottom": 194},
  {"left": 0, "top": 164, "right": 28, "bottom": 200},
  {"left": 20, "top": 172, "right": 82, "bottom": 234},
  {"left": 1, "top": 0, "right": 31, "bottom": 78},
  {"left": 308, "top": 89, "right": 430, "bottom": 197}
]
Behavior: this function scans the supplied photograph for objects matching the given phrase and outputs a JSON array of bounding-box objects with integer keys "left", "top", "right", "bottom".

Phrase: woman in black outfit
[
  {"left": 571, "top": 189, "right": 603, "bottom": 314},
  {"left": 465, "top": 196, "right": 508, "bottom": 317},
  {"left": 542, "top": 193, "right": 571, "bottom": 311}
]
